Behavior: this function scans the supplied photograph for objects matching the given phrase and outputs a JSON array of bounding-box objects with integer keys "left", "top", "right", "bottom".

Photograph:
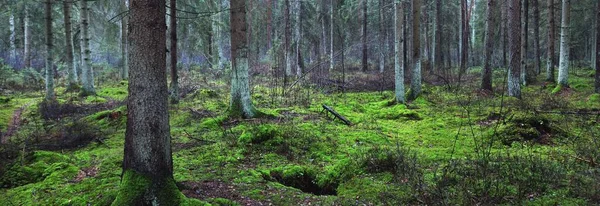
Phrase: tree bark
[
  {"left": 45, "top": 0, "right": 54, "bottom": 100},
  {"left": 9, "top": 14, "right": 16, "bottom": 65},
  {"left": 546, "top": 0, "right": 556, "bottom": 81},
  {"left": 330, "top": 0, "right": 335, "bottom": 72},
  {"left": 502, "top": 0, "right": 507, "bottom": 67},
  {"left": 113, "top": 0, "right": 182, "bottom": 204},
  {"left": 169, "top": 0, "right": 179, "bottom": 104},
  {"left": 508, "top": 0, "right": 522, "bottom": 98},
  {"left": 218, "top": 0, "right": 229, "bottom": 70},
  {"left": 230, "top": 0, "right": 258, "bottom": 118},
  {"left": 296, "top": 0, "right": 303, "bottom": 77},
  {"left": 63, "top": 1, "right": 77, "bottom": 89},
  {"left": 394, "top": 0, "right": 405, "bottom": 103},
  {"left": 460, "top": 0, "right": 469, "bottom": 74},
  {"left": 378, "top": 0, "right": 386, "bottom": 73},
  {"left": 557, "top": 0, "right": 570, "bottom": 87},
  {"left": 120, "top": 0, "right": 129, "bottom": 80},
  {"left": 284, "top": 0, "right": 292, "bottom": 76},
  {"left": 433, "top": 0, "right": 441, "bottom": 73},
  {"left": 521, "top": 0, "right": 529, "bottom": 85},
  {"left": 80, "top": 0, "right": 95, "bottom": 95},
  {"left": 596, "top": 0, "right": 600, "bottom": 93},
  {"left": 23, "top": 7, "right": 31, "bottom": 68},
  {"left": 482, "top": 0, "right": 496, "bottom": 91},
  {"left": 408, "top": 0, "right": 421, "bottom": 101},
  {"left": 361, "top": 0, "right": 368, "bottom": 72},
  {"left": 532, "top": 0, "right": 541, "bottom": 75}
]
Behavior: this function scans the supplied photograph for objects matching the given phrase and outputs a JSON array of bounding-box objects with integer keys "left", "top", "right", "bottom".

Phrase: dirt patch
[
  {"left": 180, "top": 180, "right": 271, "bottom": 206},
  {"left": 71, "top": 166, "right": 99, "bottom": 183},
  {"left": 1, "top": 103, "right": 30, "bottom": 144}
]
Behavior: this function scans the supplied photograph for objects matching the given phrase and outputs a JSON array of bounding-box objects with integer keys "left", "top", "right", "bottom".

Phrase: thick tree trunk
[
  {"left": 230, "top": 0, "right": 258, "bottom": 118},
  {"left": 508, "top": 0, "right": 522, "bottom": 98},
  {"left": 378, "top": 0, "right": 386, "bottom": 73},
  {"left": 596, "top": 0, "right": 600, "bottom": 93},
  {"left": 63, "top": 1, "right": 77, "bottom": 89},
  {"left": 433, "top": 0, "right": 441, "bottom": 73},
  {"left": 218, "top": 0, "right": 229, "bottom": 70},
  {"left": 546, "top": 0, "right": 556, "bottom": 81},
  {"left": 361, "top": 0, "right": 368, "bottom": 72},
  {"left": 120, "top": 0, "right": 129, "bottom": 79},
  {"left": 557, "top": 0, "right": 570, "bottom": 87},
  {"left": 533, "top": 0, "right": 541, "bottom": 75},
  {"left": 45, "top": 0, "right": 54, "bottom": 100},
  {"left": 408, "top": 0, "right": 421, "bottom": 101},
  {"left": 521, "top": 0, "right": 529, "bottom": 85},
  {"left": 394, "top": 0, "right": 405, "bottom": 103},
  {"left": 482, "top": 0, "right": 496, "bottom": 91},
  {"left": 24, "top": 7, "right": 31, "bottom": 68},
  {"left": 170, "top": 0, "right": 179, "bottom": 104},
  {"left": 80, "top": 0, "right": 95, "bottom": 95},
  {"left": 113, "top": 0, "right": 181, "bottom": 204}
]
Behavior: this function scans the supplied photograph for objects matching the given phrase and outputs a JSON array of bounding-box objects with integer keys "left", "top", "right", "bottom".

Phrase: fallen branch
[{"left": 321, "top": 104, "right": 352, "bottom": 126}]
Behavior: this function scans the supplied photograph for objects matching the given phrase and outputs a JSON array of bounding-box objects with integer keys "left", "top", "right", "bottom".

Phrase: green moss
[
  {"left": 589, "top": 93, "right": 600, "bottom": 102},
  {"left": 112, "top": 170, "right": 185, "bottom": 206},
  {"left": 551, "top": 84, "right": 563, "bottom": 94}
]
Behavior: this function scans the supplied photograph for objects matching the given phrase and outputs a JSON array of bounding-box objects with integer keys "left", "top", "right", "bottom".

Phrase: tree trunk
[
  {"left": 321, "top": 0, "right": 327, "bottom": 74},
  {"left": 379, "top": 0, "right": 386, "bottom": 73},
  {"left": 9, "top": 14, "right": 16, "bottom": 66},
  {"left": 546, "top": 0, "right": 556, "bottom": 81},
  {"left": 557, "top": 0, "right": 570, "bottom": 87},
  {"left": 230, "top": 0, "right": 258, "bottom": 118},
  {"left": 330, "top": 0, "right": 335, "bottom": 72},
  {"left": 394, "top": 0, "right": 405, "bottom": 103},
  {"left": 266, "top": 0, "right": 272, "bottom": 54},
  {"left": 120, "top": 0, "right": 129, "bottom": 80},
  {"left": 169, "top": 0, "right": 179, "bottom": 104},
  {"left": 296, "top": 0, "right": 302, "bottom": 77},
  {"left": 433, "top": 0, "right": 441, "bottom": 73},
  {"left": 482, "top": 0, "right": 496, "bottom": 91},
  {"left": 63, "top": 1, "right": 77, "bottom": 89},
  {"left": 533, "top": 0, "right": 541, "bottom": 75},
  {"left": 218, "top": 0, "right": 229, "bottom": 70},
  {"left": 521, "top": 0, "right": 529, "bottom": 85},
  {"left": 596, "top": 0, "right": 600, "bottom": 93},
  {"left": 502, "top": 0, "right": 507, "bottom": 67},
  {"left": 113, "top": 0, "right": 181, "bottom": 204},
  {"left": 460, "top": 0, "right": 469, "bottom": 74},
  {"left": 361, "top": 0, "right": 368, "bottom": 72},
  {"left": 408, "top": 0, "right": 421, "bottom": 101},
  {"left": 45, "top": 0, "right": 54, "bottom": 100},
  {"left": 284, "top": 0, "right": 292, "bottom": 76},
  {"left": 24, "top": 7, "right": 31, "bottom": 68},
  {"left": 508, "top": 0, "right": 522, "bottom": 98},
  {"left": 80, "top": 0, "right": 95, "bottom": 95}
]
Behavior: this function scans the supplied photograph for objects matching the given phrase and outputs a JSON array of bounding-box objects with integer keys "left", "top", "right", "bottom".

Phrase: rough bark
[
  {"left": 460, "top": 0, "right": 469, "bottom": 74},
  {"left": 113, "top": 0, "right": 182, "bottom": 204},
  {"left": 502, "top": 0, "right": 507, "bottom": 67},
  {"left": 482, "top": 0, "right": 496, "bottom": 91},
  {"left": 508, "top": 0, "right": 522, "bottom": 98},
  {"left": 169, "top": 0, "right": 179, "bottom": 104},
  {"left": 284, "top": 0, "right": 292, "bottom": 76},
  {"left": 546, "top": 0, "right": 556, "bottom": 81},
  {"left": 80, "top": 0, "right": 95, "bottom": 96},
  {"left": 24, "top": 7, "right": 31, "bottom": 68},
  {"left": 120, "top": 0, "right": 129, "bottom": 79},
  {"left": 64, "top": 1, "right": 77, "bottom": 89},
  {"left": 266, "top": 0, "right": 272, "bottom": 53},
  {"left": 230, "top": 0, "right": 258, "bottom": 118},
  {"left": 9, "top": 14, "right": 16, "bottom": 65},
  {"left": 521, "top": 0, "right": 529, "bottom": 85},
  {"left": 394, "top": 0, "right": 405, "bottom": 103},
  {"left": 597, "top": 0, "right": 600, "bottom": 93},
  {"left": 433, "top": 0, "right": 441, "bottom": 73},
  {"left": 330, "top": 0, "right": 334, "bottom": 71},
  {"left": 296, "top": 0, "right": 302, "bottom": 77},
  {"left": 361, "top": 0, "right": 368, "bottom": 72},
  {"left": 557, "top": 0, "right": 570, "bottom": 87},
  {"left": 45, "top": 0, "right": 54, "bottom": 100},
  {"left": 408, "top": 0, "right": 421, "bottom": 101},
  {"left": 378, "top": 0, "right": 386, "bottom": 73},
  {"left": 218, "top": 0, "right": 229, "bottom": 70},
  {"left": 533, "top": 0, "right": 541, "bottom": 75}
]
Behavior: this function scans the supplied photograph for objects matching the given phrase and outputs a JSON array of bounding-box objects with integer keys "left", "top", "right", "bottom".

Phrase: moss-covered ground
[{"left": 1, "top": 67, "right": 599, "bottom": 205}]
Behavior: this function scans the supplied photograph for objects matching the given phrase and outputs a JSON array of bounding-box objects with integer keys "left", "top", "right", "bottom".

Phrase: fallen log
[{"left": 322, "top": 104, "right": 352, "bottom": 126}]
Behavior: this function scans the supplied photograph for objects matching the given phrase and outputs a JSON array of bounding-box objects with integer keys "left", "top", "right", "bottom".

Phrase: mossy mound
[
  {"left": 265, "top": 165, "right": 338, "bottom": 196},
  {"left": 497, "top": 116, "right": 565, "bottom": 145}
]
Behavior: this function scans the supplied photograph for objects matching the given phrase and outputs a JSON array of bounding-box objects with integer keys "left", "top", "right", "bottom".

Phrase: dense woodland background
[{"left": 1, "top": 0, "right": 600, "bottom": 205}]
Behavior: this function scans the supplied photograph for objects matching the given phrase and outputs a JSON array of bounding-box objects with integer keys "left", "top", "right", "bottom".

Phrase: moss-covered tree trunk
[
  {"left": 113, "top": 0, "right": 182, "bottom": 204},
  {"left": 557, "top": 0, "right": 570, "bottom": 87},
  {"left": 229, "top": 0, "right": 258, "bottom": 119},
  {"left": 508, "top": 0, "right": 522, "bottom": 98},
  {"left": 546, "top": 0, "right": 556, "bottom": 82},
  {"left": 394, "top": 1, "right": 405, "bottom": 104},
  {"left": 63, "top": 1, "right": 77, "bottom": 90},
  {"left": 169, "top": 0, "right": 179, "bottom": 104},
  {"left": 481, "top": 0, "right": 495, "bottom": 91},
  {"left": 80, "top": 0, "right": 95, "bottom": 96},
  {"left": 45, "top": 0, "right": 54, "bottom": 100}
]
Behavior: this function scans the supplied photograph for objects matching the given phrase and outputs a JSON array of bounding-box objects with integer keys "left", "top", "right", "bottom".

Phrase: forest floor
[{"left": 1, "top": 66, "right": 599, "bottom": 205}]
